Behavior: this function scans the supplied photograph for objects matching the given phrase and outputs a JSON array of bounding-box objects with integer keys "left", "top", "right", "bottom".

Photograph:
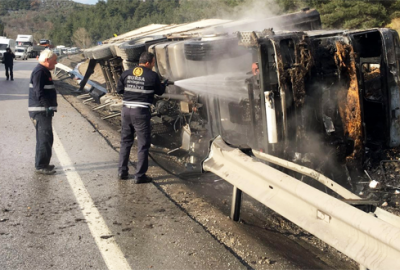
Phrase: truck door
[
  {"left": 380, "top": 29, "right": 400, "bottom": 147},
  {"left": 349, "top": 29, "right": 400, "bottom": 148}
]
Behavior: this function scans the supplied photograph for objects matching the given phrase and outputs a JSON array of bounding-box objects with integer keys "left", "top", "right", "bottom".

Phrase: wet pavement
[{"left": 0, "top": 59, "right": 246, "bottom": 270}]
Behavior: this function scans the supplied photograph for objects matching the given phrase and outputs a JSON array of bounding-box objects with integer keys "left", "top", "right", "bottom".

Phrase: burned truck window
[
  {"left": 352, "top": 31, "right": 382, "bottom": 58},
  {"left": 362, "top": 63, "right": 382, "bottom": 102},
  {"left": 350, "top": 30, "right": 386, "bottom": 146}
]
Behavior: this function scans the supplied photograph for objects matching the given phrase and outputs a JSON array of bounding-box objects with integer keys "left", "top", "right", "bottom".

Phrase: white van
[
  {"left": 15, "top": 46, "right": 28, "bottom": 60},
  {"left": 0, "top": 37, "right": 16, "bottom": 59},
  {"left": 67, "top": 47, "right": 79, "bottom": 54}
]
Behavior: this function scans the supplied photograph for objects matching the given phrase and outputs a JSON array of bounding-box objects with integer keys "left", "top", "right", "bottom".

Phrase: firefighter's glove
[{"left": 45, "top": 107, "right": 54, "bottom": 117}]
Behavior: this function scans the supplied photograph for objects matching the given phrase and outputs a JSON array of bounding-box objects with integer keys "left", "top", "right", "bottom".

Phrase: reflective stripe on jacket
[{"left": 28, "top": 106, "right": 58, "bottom": 111}]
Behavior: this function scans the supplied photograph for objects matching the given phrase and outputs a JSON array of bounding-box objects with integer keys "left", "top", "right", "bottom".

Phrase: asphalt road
[
  {"left": 0, "top": 59, "right": 247, "bottom": 270},
  {"left": 0, "top": 58, "right": 359, "bottom": 270}
]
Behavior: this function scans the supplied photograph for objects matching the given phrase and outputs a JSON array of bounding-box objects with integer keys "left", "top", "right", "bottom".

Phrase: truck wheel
[
  {"left": 122, "top": 60, "right": 137, "bottom": 71},
  {"left": 117, "top": 36, "right": 161, "bottom": 61}
]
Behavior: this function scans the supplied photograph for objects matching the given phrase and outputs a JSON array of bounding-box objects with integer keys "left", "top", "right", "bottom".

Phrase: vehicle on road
[
  {"left": 67, "top": 47, "right": 80, "bottom": 54},
  {"left": 0, "top": 37, "right": 16, "bottom": 60},
  {"left": 16, "top": 34, "right": 35, "bottom": 58},
  {"left": 15, "top": 46, "right": 28, "bottom": 60},
  {"left": 39, "top": 39, "right": 53, "bottom": 49}
]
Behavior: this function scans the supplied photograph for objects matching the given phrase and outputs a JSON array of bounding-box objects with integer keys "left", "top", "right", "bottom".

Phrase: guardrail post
[{"left": 231, "top": 186, "right": 242, "bottom": 221}]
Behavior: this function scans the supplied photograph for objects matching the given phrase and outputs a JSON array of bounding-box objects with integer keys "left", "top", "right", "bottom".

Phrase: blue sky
[{"left": 73, "top": 0, "right": 99, "bottom": 5}]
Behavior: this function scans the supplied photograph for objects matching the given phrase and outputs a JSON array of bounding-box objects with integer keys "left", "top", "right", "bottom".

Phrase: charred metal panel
[
  {"left": 289, "top": 37, "right": 314, "bottom": 148},
  {"left": 289, "top": 37, "right": 313, "bottom": 107},
  {"left": 381, "top": 29, "right": 400, "bottom": 147},
  {"left": 269, "top": 33, "right": 314, "bottom": 154},
  {"left": 258, "top": 40, "right": 277, "bottom": 153},
  {"left": 335, "top": 41, "right": 364, "bottom": 168}
]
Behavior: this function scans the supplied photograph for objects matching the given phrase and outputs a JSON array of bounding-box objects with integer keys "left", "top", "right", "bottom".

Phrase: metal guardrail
[
  {"left": 253, "top": 150, "right": 400, "bottom": 230},
  {"left": 203, "top": 136, "right": 400, "bottom": 270}
]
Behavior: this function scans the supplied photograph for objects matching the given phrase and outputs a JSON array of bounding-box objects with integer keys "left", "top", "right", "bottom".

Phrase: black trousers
[
  {"left": 118, "top": 106, "right": 151, "bottom": 179},
  {"left": 31, "top": 114, "right": 53, "bottom": 169},
  {"left": 5, "top": 64, "right": 13, "bottom": 80}
]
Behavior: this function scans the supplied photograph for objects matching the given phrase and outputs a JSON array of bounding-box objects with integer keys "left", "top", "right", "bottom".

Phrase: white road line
[
  {"left": 53, "top": 130, "right": 132, "bottom": 270},
  {"left": 0, "top": 94, "right": 28, "bottom": 96}
]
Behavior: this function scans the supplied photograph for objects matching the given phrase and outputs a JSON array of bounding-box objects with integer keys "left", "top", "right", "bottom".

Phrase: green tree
[
  {"left": 71, "top": 27, "right": 92, "bottom": 48},
  {"left": 319, "top": 0, "right": 388, "bottom": 29},
  {"left": 0, "top": 22, "right": 4, "bottom": 36}
]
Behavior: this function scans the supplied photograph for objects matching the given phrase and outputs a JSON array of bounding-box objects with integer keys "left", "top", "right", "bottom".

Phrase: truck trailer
[{"left": 16, "top": 34, "right": 34, "bottom": 57}]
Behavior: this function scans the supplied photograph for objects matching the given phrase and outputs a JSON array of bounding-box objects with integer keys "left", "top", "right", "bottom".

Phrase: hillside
[
  {"left": 2, "top": 0, "right": 400, "bottom": 47},
  {"left": 0, "top": 0, "right": 85, "bottom": 42},
  {"left": 47, "top": 0, "right": 400, "bottom": 47}
]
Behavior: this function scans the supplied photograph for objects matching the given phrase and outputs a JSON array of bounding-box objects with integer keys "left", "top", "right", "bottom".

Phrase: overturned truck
[
  {"left": 73, "top": 9, "right": 400, "bottom": 268},
  {"left": 80, "top": 9, "right": 400, "bottom": 192}
]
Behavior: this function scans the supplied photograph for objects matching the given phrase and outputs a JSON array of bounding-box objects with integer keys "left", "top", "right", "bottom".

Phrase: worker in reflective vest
[
  {"left": 28, "top": 50, "right": 58, "bottom": 175},
  {"left": 117, "top": 51, "right": 166, "bottom": 183}
]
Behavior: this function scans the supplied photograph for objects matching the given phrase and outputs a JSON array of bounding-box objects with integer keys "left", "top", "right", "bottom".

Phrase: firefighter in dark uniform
[
  {"left": 117, "top": 52, "right": 166, "bottom": 183},
  {"left": 28, "top": 50, "right": 58, "bottom": 175}
]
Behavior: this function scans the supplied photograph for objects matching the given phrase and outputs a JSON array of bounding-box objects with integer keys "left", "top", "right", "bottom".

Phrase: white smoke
[
  {"left": 207, "top": 0, "right": 285, "bottom": 36},
  {"left": 230, "top": 0, "right": 281, "bottom": 21}
]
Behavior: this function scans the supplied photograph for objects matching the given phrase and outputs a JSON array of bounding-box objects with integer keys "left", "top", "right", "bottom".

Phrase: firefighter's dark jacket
[
  {"left": 28, "top": 64, "right": 57, "bottom": 117},
  {"left": 117, "top": 66, "right": 165, "bottom": 108},
  {"left": 3, "top": 51, "right": 15, "bottom": 66}
]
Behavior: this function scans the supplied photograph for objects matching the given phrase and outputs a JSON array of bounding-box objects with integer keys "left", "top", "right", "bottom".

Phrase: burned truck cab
[{"left": 237, "top": 28, "right": 400, "bottom": 185}]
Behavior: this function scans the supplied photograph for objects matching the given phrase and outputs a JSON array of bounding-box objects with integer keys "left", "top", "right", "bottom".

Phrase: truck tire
[
  {"left": 122, "top": 60, "right": 137, "bottom": 71},
  {"left": 117, "top": 36, "right": 161, "bottom": 61},
  {"left": 92, "top": 44, "right": 113, "bottom": 60},
  {"left": 184, "top": 37, "right": 245, "bottom": 61}
]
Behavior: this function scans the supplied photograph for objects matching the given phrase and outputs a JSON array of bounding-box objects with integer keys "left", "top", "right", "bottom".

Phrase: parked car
[
  {"left": 15, "top": 46, "right": 28, "bottom": 60},
  {"left": 67, "top": 47, "right": 80, "bottom": 54}
]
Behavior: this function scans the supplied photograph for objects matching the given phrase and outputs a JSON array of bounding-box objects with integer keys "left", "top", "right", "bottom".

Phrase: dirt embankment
[{"left": 58, "top": 54, "right": 106, "bottom": 86}]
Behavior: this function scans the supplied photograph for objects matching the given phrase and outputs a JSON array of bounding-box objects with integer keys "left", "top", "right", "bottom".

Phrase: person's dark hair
[
  {"left": 139, "top": 52, "right": 154, "bottom": 64},
  {"left": 6, "top": 48, "right": 10, "bottom": 52}
]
